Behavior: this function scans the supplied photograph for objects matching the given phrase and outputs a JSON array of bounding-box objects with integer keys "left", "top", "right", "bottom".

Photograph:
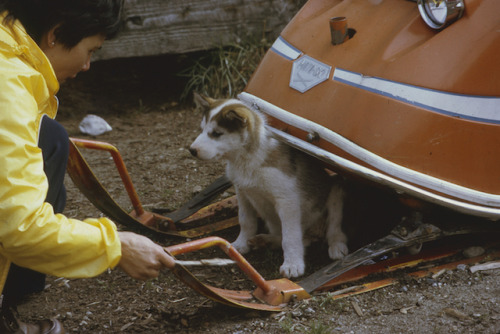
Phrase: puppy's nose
[{"left": 189, "top": 147, "right": 198, "bottom": 157}]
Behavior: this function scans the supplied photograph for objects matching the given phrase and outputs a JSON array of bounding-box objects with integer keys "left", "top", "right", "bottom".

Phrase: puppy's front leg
[
  {"left": 276, "top": 197, "right": 305, "bottom": 278},
  {"left": 232, "top": 191, "right": 258, "bottom": 254},
  {"left": 326, "top": 186, "right": 348, "bottom": 259}
]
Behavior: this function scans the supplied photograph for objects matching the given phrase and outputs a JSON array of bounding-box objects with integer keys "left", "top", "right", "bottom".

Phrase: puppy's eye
[{"left": 209, "top": 130, "right": 223, "bottom": 138}]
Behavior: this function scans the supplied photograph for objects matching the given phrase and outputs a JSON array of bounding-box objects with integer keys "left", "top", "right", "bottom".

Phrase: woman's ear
[{"left": 42, "top": 25, "right": 59, "bottom": 49}]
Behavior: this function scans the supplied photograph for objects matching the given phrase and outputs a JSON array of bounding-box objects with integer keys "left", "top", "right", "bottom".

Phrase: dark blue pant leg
[
  {"left": 3, "top": 116, "right": 69, "bottom": 303},
  {"left": 37, "top": 116, "right": 69, "bottom": 213}
]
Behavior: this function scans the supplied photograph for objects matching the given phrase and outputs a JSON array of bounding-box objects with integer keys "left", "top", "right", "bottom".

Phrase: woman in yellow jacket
[{"left": 0, "top": 1, "right": 175, "bottom": 333}]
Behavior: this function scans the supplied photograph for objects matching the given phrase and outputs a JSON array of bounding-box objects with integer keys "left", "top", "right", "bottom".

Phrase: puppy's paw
[
  {"left": 328, "top": 242, "right": 348, "bottom": 260},
  {"left": 280, "top": 260, "right": 305, "bottom": 278},
  {"left": 231, "top": 239, "right": 250, "bottom": 254},
  {"left": 248, "top": 234, "right": 282, "bottom": 249}
]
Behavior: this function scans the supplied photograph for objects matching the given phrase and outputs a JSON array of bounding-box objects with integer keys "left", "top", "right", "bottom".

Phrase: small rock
[
  {"left": 463, "top": 246, "right": 485, "bottom": 259},
  {"left": 78, "top": 114, "right": 112, "bottom": 136},
  {"left": 192, "top": 185, "right": 202, "bottom": 194},
  {"left": 400, "top": 306, "right": 415, "bottom": 314},
  {"left": 442, "top": 308, "right": 471, "bottom": 321},
  {"left": 304, "top": 307, "right": 315, "bottom": 315},
  {"left": 426, "top": 278, "right": 437, "bottom": 285}
]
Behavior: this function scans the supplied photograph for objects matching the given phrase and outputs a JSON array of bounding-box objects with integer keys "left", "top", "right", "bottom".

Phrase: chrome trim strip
[
  {"left": 333, "top": 68, "right": 500, "bottom": 124},
  {"left": 269, "top": 35, "right": 500, "bottom": 124},
  {"left": 269, "top": 126, "right": 500, "bottom": 220},
  {"left": 238, "top": 92, "right": 500, "bottom": 210},
  {"left": 270, "top": 36, "right": 302, "bottom": 61}
]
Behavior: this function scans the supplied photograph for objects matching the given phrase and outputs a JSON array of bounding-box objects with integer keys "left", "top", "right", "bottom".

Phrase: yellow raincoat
[{"left": 0, "top": 13, "right": 121, "bottom": 293}]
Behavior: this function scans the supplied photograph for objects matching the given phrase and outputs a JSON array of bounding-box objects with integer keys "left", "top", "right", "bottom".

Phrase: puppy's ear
[
  {"left": 193, "top": 92, "right": 215, "bottom": 112},
  {"left": 219, "top": 109, "right": 248, "bottom": 131},
  {"left": 224, "top": 109, "right": 247, "bottom": 124}
]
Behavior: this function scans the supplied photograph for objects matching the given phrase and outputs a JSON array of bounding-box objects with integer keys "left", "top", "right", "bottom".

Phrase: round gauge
[{"left": 417, "top": 0, "right": 465, "bottom": 29}]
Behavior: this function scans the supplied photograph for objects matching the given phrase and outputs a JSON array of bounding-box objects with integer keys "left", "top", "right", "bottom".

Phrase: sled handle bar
[
  {"left": 70, "top": 138, "right": 145, "bottom": 216},
  {"left": 165, "top": 236, "right": 273, "bottom": 294}
]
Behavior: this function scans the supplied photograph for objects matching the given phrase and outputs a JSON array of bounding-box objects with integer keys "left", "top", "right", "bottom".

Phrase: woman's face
[{"left": 41, "top": 34, "right": 105, "bottom": 82}]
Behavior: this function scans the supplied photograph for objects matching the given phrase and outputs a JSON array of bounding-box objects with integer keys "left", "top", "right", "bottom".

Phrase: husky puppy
[{"left": 189, "top": 93, "right": 348, "bottom": 278}]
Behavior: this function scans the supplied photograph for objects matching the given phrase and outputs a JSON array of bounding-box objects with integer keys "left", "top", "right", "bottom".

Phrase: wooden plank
[{"left": 94, "top": 0, "right": 303, "bottom": 60}]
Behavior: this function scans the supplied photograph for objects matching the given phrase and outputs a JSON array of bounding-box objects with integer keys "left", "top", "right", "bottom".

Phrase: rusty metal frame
[
  {"left": 165, "top": 237, "right": 310, "bottom": 311},
  {"left": 67, "top": 138, "right": 238, "bottom": 237}
]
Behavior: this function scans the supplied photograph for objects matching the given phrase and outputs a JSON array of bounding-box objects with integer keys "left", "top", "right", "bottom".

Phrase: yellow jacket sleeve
[{"left": 0, "top": 19, "right": 122, "bottom": 279}]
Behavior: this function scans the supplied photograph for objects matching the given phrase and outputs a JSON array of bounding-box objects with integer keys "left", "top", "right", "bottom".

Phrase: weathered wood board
[{"left": 93, "top": 0, "right": 303, "bottom": 60}]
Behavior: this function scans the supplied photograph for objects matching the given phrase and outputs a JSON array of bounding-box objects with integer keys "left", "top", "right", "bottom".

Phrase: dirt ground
[{"left": 16, "top": 56, "right": 500, "bottom": 333}]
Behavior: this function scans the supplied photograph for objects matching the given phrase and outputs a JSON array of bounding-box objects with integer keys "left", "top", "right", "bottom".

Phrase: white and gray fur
[{"left": 189, "top": 93, "right": 348, "bottom": 278}]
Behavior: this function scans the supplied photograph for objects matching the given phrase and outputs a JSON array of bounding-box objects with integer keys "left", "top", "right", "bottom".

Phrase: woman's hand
[{"left": 117, "top": 231, "right": 175, "bottom": 280}]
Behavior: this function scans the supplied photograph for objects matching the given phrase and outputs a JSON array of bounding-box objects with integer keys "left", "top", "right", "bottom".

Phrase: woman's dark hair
[{"left": 0, "top": 0, "right": 123, "bottom": 48}]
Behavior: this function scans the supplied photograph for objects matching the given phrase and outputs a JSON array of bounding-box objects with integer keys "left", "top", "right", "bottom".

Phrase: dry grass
[{"left": 177, "top": 37, "right": 272, "bottom": 100}]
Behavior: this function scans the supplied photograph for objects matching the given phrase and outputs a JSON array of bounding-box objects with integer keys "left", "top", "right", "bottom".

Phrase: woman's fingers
[
  {"left": 117, "top": 231, "right": 175, "bottom": 280},
  {"left": 159, "top": 250, "right": 176, "bottom": 269}
]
